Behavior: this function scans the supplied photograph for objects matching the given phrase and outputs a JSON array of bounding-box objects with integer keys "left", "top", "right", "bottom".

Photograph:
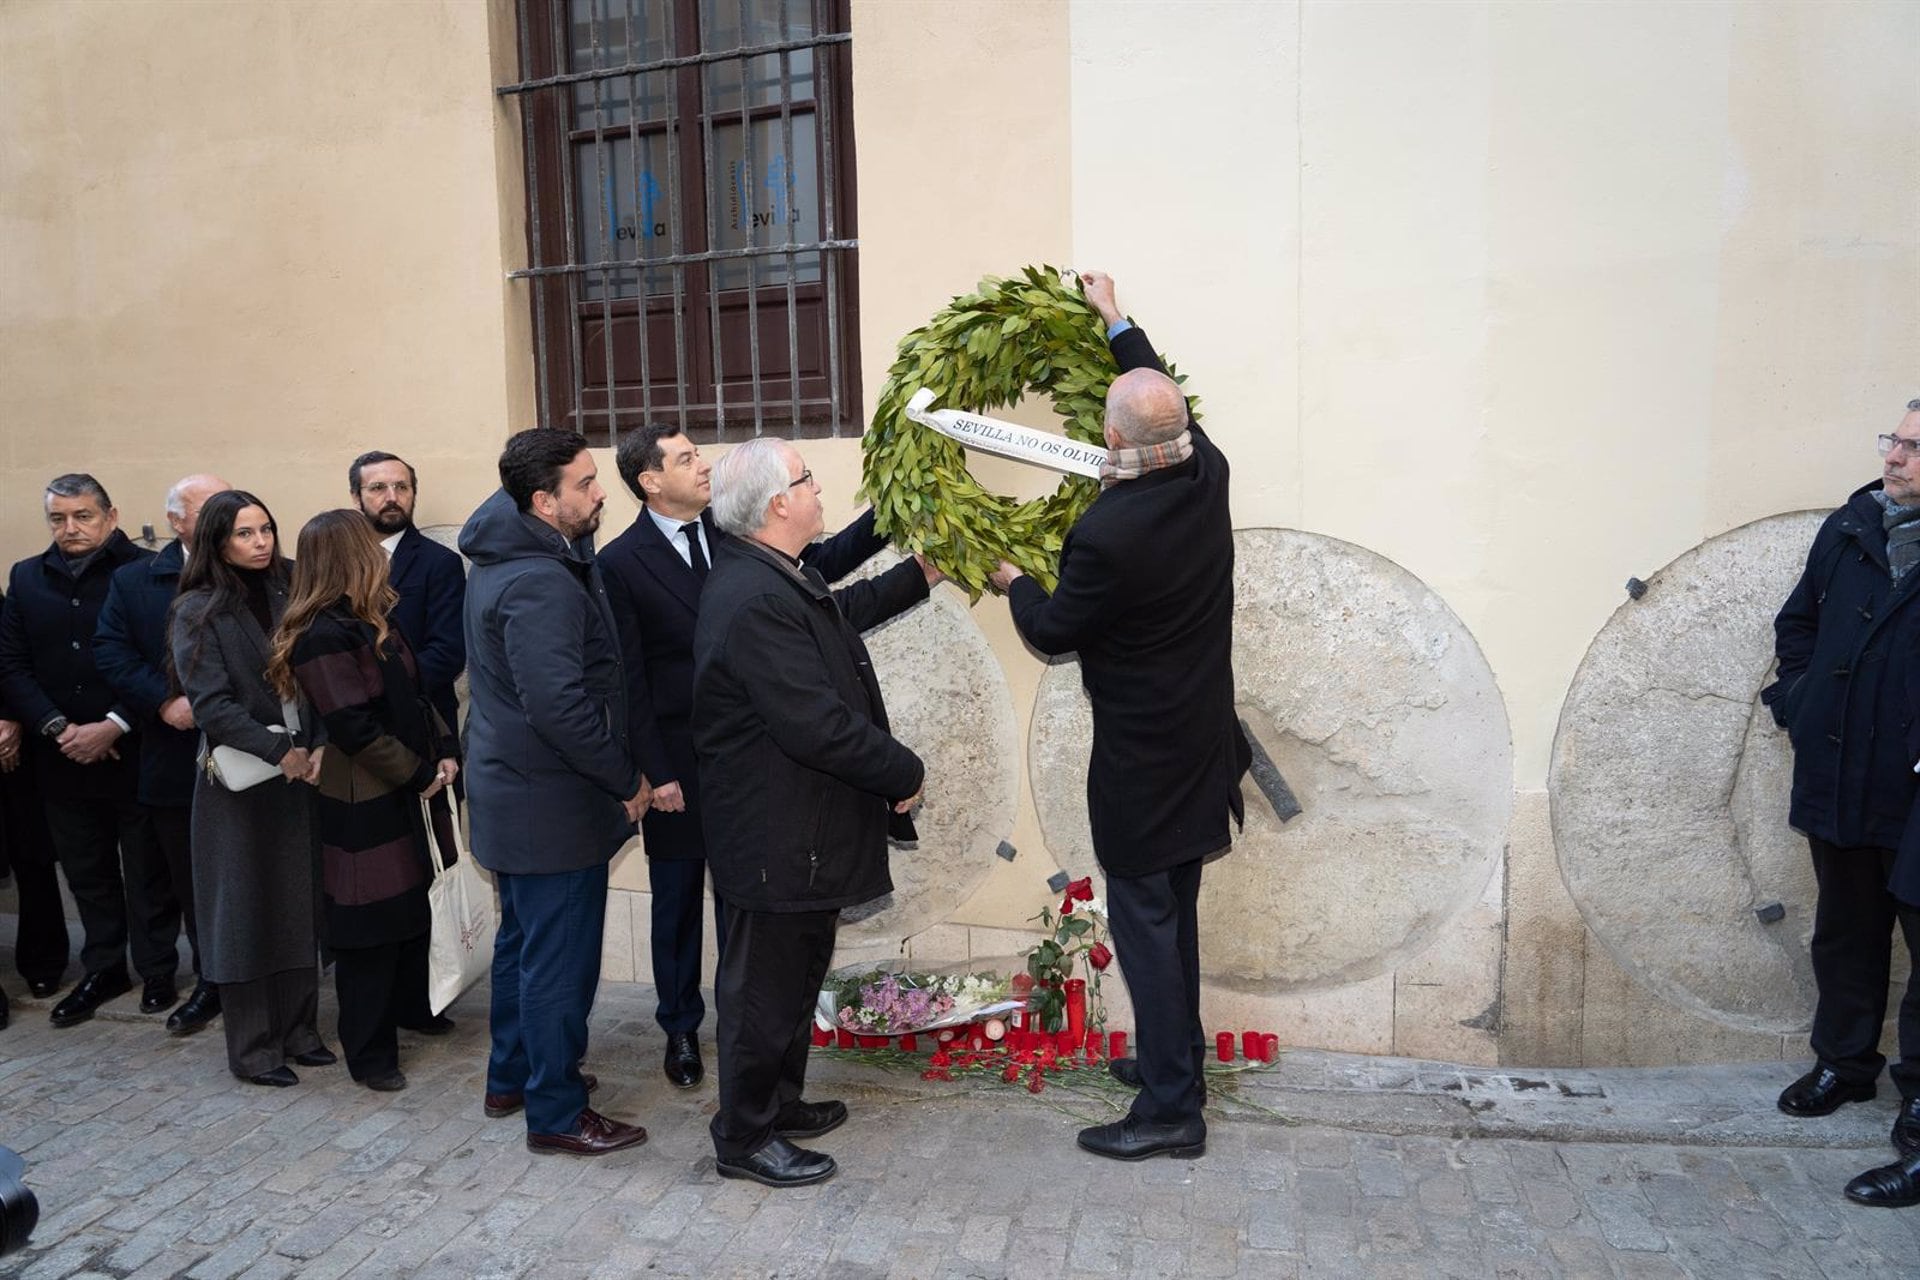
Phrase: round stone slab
[
  {"left": 830, "top": 551, "right": 1020, "bottom": 944},
  {"left": 1549, "top": 510, "right": 1907, "bottom": 1035},
  {"left": 1029, "top": 528, "right": 1513, "bottom": 991}
]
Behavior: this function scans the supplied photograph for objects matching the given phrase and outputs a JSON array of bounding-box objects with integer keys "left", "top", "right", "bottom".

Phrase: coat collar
[
  {"left": 725, "top": 536, "right": 830, "bottom": 601},
  {"left": 389, "top": 524, "right": 424, "bottom": 576},
  {"left": 37, "top": 528, "right": 144, "bottom": 584},
  {"left": 621, "top": 507, "right": 710, "bottom": 614},
  {"left": 147, "top": 539, "right": 185, "bottom": 581}
]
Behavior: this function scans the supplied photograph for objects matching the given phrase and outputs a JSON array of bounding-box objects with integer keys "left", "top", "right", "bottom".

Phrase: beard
[
  {"left": 561, "top": 503, "right": 604, "bottom": 542},
  {"left": 365, "top": 503, "right": 412, "bottom": 535}
]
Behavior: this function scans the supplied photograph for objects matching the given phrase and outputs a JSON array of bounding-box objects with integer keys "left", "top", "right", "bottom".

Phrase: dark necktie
[{"left": 681, "top": 522, "right": 709, "bottom": 580}]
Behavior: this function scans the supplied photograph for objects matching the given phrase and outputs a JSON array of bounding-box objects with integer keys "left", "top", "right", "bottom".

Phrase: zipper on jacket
[{"left": 807, "top": 850, "right": 818, "bottom": 889}]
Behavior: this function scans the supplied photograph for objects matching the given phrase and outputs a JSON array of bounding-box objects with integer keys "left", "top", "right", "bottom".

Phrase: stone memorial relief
[
  {"left": 826, "top": 551, "right": 1020, "bottom": 945},
  {"left": 1550, "top": 511, "right": 1908, "bottom": 1035},
  {"left": 1029, "top": 528, "right": 1514, "bottom": 991}
]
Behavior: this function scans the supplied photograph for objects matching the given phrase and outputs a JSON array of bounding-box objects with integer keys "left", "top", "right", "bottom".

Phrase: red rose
[
  {"left": 1060, "top": 899, "right": 1074, "bottom": 915},
  {"left": 1067, "top": 877, "right": 1095, "bottom": 902},
  {"left": 1088, "top": 942, "right": 1113, "bottom": 972},
  {"left": 1010, "top": 973, "right": 1034, "bottom": 995}
]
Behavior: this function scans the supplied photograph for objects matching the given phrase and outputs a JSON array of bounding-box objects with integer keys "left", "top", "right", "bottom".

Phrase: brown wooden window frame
[{"left": 503, "top": 0, "right": 861, "bottom": 445}]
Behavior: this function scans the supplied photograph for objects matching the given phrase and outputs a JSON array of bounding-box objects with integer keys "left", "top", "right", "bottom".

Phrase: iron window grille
[{"left": 499, "top": 0, "right": 860, "bottom": 444}]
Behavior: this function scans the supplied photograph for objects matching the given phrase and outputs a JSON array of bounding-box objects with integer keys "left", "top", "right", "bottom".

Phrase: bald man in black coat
[{"left": 994, "top": 271, "right": 1249, "bottom": 1162}]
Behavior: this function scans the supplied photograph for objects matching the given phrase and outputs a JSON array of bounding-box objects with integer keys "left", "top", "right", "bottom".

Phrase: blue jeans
[{"left": 486, "top": 863, "right": 608, "bottom": 1134}]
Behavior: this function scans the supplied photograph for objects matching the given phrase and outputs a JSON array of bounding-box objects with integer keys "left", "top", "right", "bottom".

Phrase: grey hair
[
  {"left": 45, "top": 473, "right": 111, "bottom": 511},
  {"left": 709, "top": 438, "right": 795, "bottom": 537},
  {"left": 1104, "top": 369, "right": 1190, "bottom": 447},
  {"left": 164, "top": 473, "right": 226, "bottom": 519}
]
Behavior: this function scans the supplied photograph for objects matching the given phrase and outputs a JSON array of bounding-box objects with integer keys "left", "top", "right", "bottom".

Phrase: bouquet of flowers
[
  {"left": 818, "top": 969, "right": 1020, "bottom": 1037},
  {"left": 1021, "top": 876, "right": 1113, "bottom": 1033}
]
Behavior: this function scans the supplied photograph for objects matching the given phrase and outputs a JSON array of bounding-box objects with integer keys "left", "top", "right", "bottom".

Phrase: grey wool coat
[{"left": 170, "top": 584, "right": 322, "bottom": 984}]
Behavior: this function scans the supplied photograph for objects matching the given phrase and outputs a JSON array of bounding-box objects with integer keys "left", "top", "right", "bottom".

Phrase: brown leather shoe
[
  {"left": 484, "top": 1071, "right": 598, "bottom": 1118},
  {"left": 525, "top": 1107, "right": 647, "bottom": 1156}
]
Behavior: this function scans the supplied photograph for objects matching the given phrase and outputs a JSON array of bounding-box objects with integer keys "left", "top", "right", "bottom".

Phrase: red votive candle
[
  {"left": 1085, "top": 1031, "right": 1104, "bottom": 1059},
  {"left": 835, "top": 1028, "right": 855, "bottom": 1049},
  {"left": 968, "top": 1029, "right": 987, "bottom": 1051},
  {"left": 1216, "top": 1031, "right": 1234, "bottom": 1062},
  {"left": 1262, "top": 1033, "right": 1279, "bottom": 1061},
  {"left": 1064, "top": 979, "right": 1087, "bottom": 1049},
  {"left": 811, "top": 1024, "right": 831, "bottom": 1047},
  {"left": 1110, "top": 1031, "right": 1128, "bottom": 1060},
  {"left": 899, "top": 1034, "right": 918, "bottom": 1052}
]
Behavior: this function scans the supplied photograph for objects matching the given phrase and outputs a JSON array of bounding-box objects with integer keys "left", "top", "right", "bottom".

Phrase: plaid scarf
[
  {"left": 1872, "top": 489, "right": 1920, "bottom": 582},
  {"left": 1100, "top": 430, "right": 1194, "bottom": 489}
]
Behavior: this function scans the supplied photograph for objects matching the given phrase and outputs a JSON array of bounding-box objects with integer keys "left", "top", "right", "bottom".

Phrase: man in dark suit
[
  {"left": 0, "top": 474, "right": 178, "bottom": 1029},
  {"left": 693, "top": 437, "right": 934, "bottom": 1188},
  {"left": 1, "top": 593, "right": 72, "bottom": 1017},
  {"left": 93, "top": 472, "right": 229, "bottom": 1036},
  {"left": 460, "top": 429, "right": 651, "bottom": 1157},
  {"left": 993, "top": 271, "right": 1249, "bottom": 1162},
  {"left": 1764, "top": 396, "right": 1920, "bottom": 1202},
  {"left": 351, "top": 451, "right": 466, "bottom": 745},
  {"left": 599, "top": 425, "right": 889, "bottom": 1089}
]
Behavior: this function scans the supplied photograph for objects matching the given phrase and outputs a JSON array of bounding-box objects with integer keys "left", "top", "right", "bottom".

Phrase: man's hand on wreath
[
  {"left": 914, "top": 553, "right": 945, "bottom": 588},
  {"left": 988, "top": 561, "right": 1025, "bottom": 594},
  {"left": 1079, "top": 269, "right": 1122, "bottom": 328}
]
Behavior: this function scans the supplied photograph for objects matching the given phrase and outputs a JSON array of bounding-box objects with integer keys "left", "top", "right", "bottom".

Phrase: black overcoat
[
  {"left": 458, "top": 489, "right": 639, "bottom": 876},
  {"left": 388, "top": 526, "right": 466, "bottom": 739},
  {"left": 691, "top": 538, "right": 927, "bottom": 912},
  {"left": 597, "top": 506, "right": 885, "bottom": 862},
  {"left": 93, "top": 539, "right": 197, "bottom": 808},
  {"left": 1007, "top": 325, "right": 1250, "bottom": 879},
  {"left": 1762, "top": 482, "right": 1920, "bottom": 852},
  {"left": 0, "top": 530, "right": 150, "bottom": 800}
]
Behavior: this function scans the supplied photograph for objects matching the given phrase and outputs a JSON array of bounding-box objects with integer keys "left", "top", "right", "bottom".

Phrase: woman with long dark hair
[
  {"left": 168, "top": 489, "right": 330, "bottom": 1086},
  {"left": 267, "top": 510, "right": 458, "bottom": 1092}
]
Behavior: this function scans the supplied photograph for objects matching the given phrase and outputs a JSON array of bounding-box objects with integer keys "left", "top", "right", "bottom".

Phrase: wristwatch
[{"left": 41, "top": 715, "right": 69, "bottom": 739}]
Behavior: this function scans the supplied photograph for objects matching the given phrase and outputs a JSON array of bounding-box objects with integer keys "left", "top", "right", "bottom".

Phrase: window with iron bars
[{"left": 501, "top": 0, "right": 859, "bottom": 444}]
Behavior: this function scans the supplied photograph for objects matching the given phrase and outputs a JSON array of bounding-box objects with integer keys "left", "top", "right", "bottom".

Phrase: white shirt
[
  {"left": 380, "top": 531, "right": 403, "bottom": 558},
  {"left": 646, "top": 506, "right": 710, "bottom": 571}
]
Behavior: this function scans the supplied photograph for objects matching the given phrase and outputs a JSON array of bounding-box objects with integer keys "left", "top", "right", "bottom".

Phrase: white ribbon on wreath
[{"left": 904, "top": 387, "right": 1106, "bottom": 480}]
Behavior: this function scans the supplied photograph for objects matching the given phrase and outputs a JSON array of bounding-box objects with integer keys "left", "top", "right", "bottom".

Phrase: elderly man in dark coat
[
  {"left": 693, "top": 437, "right": 934, "bottom": 1189},
  {"left": 1764, "top": 396, "right": 1920, "bottom": 1204},
  {"left": 460, "top": 428, "right": 650, "bottom": 1157},
  {"left": 993, "top": 271, "right": 1249, "bottom": 1163},
  {"left": 0, "top": 473, "right": 174, "bottom": 1029},
  {"left": 598, "top": 423, "right": 889, "bottom": 1090},
  {"left": 94, "top": 473, "right": 230, "bottom": 1036}
]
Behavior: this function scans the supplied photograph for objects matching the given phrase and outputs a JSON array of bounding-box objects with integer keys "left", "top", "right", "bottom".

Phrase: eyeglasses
[
  {"left": 787, "top": 469, "right": 814, "bottom": 489},
  {"left": 1877, "top": 435, "right": 1920, "bottom": 459}
]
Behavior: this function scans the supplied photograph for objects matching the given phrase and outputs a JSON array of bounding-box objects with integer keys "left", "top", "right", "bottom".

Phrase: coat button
[
  {"left": 1833, "top": 667, "right": 1850, "bottom": 677},
  {"left": 69, "top": 640, "right": 80, "bottom": 650},
  {"left": 70, "top": 598, "right": 80, "bottom": 606},
  {"left": 1827, "top": 733, "right": 1842, "bottom": 744}
]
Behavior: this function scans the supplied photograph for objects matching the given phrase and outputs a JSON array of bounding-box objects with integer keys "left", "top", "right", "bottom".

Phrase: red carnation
[
  {"left": 1027, "top": 1066, "right": 1045, "bottom": 1094},
  {"left": 1066, "top": 877, "right": 1095, "bottom": 902},
  {"left": 1002, "top": 1063, "right": 1021, "bottom": 1083},
  {"left": 1088, "top": 942, "right": 1113, "bottom": 972}
]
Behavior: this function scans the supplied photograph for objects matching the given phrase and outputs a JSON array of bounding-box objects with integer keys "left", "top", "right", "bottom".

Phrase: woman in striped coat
[{"left": 268, "top": 510, "right": 459, "bottom": 1092}]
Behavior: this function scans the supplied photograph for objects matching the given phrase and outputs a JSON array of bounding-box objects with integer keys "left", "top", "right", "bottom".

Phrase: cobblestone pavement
[{"left": 2, "top": 970, "right": 1917, "bottom": 1279}]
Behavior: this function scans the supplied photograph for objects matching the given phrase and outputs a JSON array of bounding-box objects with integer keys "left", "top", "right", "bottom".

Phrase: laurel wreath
[{"left": 860, "top": 266, "right": 1192, "bottom": 597}]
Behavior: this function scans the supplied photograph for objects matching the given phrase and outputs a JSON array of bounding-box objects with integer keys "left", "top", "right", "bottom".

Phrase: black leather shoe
[
  {"left": 243, "top": 1066, "right": 299, "bottom": 1088},
  {"left": 398, "top": 1014, "right": 455, "bottom": 1036},
  {"left": 139, "top": 975, "right": 178, "bottom": 1014},
  {"left": 292, "top": 1046, "right": 338, "bottom": 1067},
  {"left": 1077, "top": 1114, "right": 1207, "bottom": 1162},
  {"left": 715, "top": 1137, "right": 836, "bottom": 1188},
  {"left": 1107, "top": 1056, "right": 1208, "bottom": 1103},
  {"left": 364, "top": 1070, "right": 408, "bottom": 1092},
  {"left": 166, "top": 982, "right": 221, "bottom": 1035},
  {"left": 49, "top": 968, "right": 131, "bottom": 1028},
  {"left": 664, "top": 1031, "right": 704, "bottom": 1089},
  {"left": 1843, "top": 1151, "right": 1920, "bottom": 1207},
  {"left": 774, "top": 1099, "right": 847, "bottom": 1140},
  {"left": 26, "top": 976, "right": 62, "bottom": 999},
  {"left": 1893, "top": 1096, "right": 1920, "bottom": 1158},
  {"left": 1777, "top": 1066, "right": 1876, "bottom": 1116}
]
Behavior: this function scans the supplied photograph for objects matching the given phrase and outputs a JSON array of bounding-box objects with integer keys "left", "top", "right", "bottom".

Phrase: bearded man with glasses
[{"left": 1764, "top": 397, "right": 1920, "bottom": 1208}]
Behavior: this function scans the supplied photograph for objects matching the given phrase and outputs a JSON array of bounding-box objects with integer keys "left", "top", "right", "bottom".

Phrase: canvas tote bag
[{"left": 424, "top": 797, "right": 497, "bottom": 1015}]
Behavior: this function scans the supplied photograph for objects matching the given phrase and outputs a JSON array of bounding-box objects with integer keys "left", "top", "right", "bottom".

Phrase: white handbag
[
  {"left": 204, "top": 700, "right": 303, "bottom": 791},
  {"left": 424, "top": 796, "right": 497, "bottom": 1016}
]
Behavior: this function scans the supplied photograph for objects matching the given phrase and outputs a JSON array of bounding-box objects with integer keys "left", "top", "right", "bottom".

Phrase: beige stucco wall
[{"left": 4, "top": 0, "right": 1916, "bottom": 1066}]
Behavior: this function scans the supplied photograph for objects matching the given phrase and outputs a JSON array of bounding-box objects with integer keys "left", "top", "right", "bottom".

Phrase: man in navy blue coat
[
  {"left": 598, "top": 424, "right": 888, "bottom": 1091},
  {"left": 0, "top": 474, "right": 173, "bottom": 1029},
  {"left": 461, "top": 429, "right": 651, "bottom": 1157},
  {"left": 350, "top": 451, "right": 466, "bottom": 744},
  {"left": 1765, "top": 397, "right": 1920, "bottom": 1184},
  {"left": 94, "top": 472, "right": 229, "bottom": 1036}
]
